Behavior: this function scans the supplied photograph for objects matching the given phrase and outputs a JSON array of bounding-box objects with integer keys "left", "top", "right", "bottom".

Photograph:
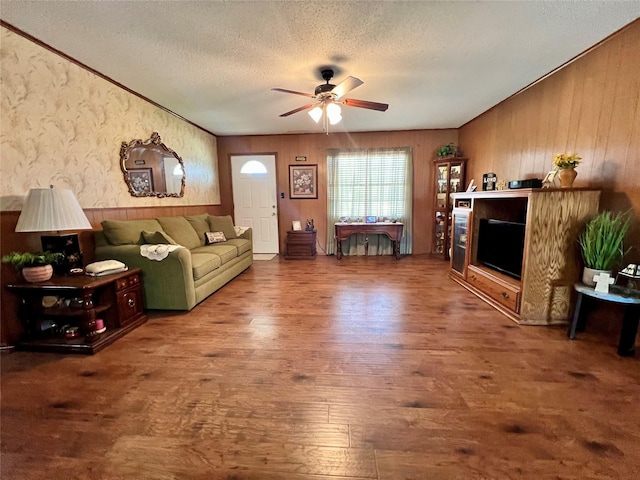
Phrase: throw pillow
[
  {"left": 205, "top": 231, "right": 227, "bottom": 245},
  {"left": 142, "top": 230, "right": 177, "bottom": 245},
  {"left": 156, "top": 216, "right": 201, "bottom": 250},
  {"left": 207, "top": 215, "right": 237, "bottom": 239},
  {"left": 185, "top": 214, "right": 211, "bottom": 246},
  {"left": 101, "top": 219, "right": 163, "bottom": 245}
]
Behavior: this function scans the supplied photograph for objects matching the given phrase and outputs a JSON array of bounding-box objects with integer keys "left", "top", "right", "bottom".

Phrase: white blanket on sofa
[{"left": 140, "top": 244, "right": 183, "bottom": 261}]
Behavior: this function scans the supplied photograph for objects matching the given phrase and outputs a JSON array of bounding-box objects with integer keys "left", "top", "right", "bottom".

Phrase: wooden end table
[
  {"left": 6, "top": 268, "right": 147, "bottom": 354},
  {"left": 568, "top": 283, "right": 640, "bottom": 356},
  {"left": 285, "top": 230, "right": 317, "bottom": 259}
]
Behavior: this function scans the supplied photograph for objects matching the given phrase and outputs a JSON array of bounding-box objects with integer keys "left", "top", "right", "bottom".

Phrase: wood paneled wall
[
  {"left": 217, "top": 130, "right": 458, "bottom": 256},
  {"left": 459, "top": 19, "right": 640, "bottom": 252},
  {"left": 0, "top": 204, "right": 226, "bottom": 346}
]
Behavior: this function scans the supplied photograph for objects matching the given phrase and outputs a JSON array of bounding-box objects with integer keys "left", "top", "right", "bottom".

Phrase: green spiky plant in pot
[{"left": 578, "top": 211, "right": 632, "bottom": 286}]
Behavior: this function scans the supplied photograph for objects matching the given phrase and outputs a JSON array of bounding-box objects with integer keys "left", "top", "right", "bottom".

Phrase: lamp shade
[
  {"left": 308, "top": 106, "right": 323, "bottom": 123},
  {"left": 15, "top": 186, "right": 92, "bottom": 232},
  {"left": 326, "top": 102, "right": 341, "bottom": 118}
]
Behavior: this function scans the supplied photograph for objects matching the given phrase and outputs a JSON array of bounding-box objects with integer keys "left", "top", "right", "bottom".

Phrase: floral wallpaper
[{"left": 0, "top": 27, "right": 220, "bottom": 211}]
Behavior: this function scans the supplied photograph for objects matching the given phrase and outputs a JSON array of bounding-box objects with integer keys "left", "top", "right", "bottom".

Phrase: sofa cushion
[
  {"left": 192, "top": 244, "right": 238, "bottom": 265},
  {"left": 102, "top": 219, "right": 163, "bottom": 245},
  {"left": 207, "top": 215, "right": 237, "bottom": 239},
  {"left": 190, "top": 252, "right": 222, "bottom": 281},
  {"left": 156, "top": 216, "right": 201, "bottom": 250},
  {"left": 143, "top": 230, "right": 177, "bottom": 245},
  {"left": 185, "top": 214, "right": 211, "bottom": 247},
  {"left": 223, "top": 238, "right": 252, "bottom": 256}
]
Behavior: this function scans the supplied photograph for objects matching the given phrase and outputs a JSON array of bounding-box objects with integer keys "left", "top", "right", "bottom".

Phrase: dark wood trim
[{"left": 0, "top": 20, "right": 216, "bottom": 137}]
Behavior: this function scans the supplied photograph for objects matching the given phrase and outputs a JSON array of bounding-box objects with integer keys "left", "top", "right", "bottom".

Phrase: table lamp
[{"left": 15, "top": 185, "right": 92, "bottom": 274}]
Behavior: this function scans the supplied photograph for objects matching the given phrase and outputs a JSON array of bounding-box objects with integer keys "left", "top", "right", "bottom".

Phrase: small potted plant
[
  {"left": 2, "top": 251, "right": 64, "bottom": 282},
  {"left": 436, "top": 143, "right": 459, "bottom": 159},
  {"left": 578, "top": 211, "right": 632, "bottom": 286}
]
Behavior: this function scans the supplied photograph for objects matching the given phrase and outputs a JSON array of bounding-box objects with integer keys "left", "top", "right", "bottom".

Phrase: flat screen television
[{"left": 477, "top": 219, "right": 526, "bottom": 280}]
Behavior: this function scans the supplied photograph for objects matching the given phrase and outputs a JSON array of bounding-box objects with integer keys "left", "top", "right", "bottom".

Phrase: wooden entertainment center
[{"left": 449, "top": 188, "right": 600, "bottom": 325}]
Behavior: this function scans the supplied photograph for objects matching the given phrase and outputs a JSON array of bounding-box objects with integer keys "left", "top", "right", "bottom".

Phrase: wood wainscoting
[{"left": 0, "top": 205, "right": 228, "bottom": 347}]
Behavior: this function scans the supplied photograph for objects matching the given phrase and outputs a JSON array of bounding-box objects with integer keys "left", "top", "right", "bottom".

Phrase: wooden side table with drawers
[
  {"left": 6, "top": 268, "right": 147, "bottom": 354},
  {"left": 285, "top": 230, "right": 317, "bottom": 259}
]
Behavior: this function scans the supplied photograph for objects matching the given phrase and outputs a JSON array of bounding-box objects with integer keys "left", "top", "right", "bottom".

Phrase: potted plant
[
  {"left": 436, "top": 143, "right": 459, "bottom": 159},
  {"left": 578, "top": 211, "right": 632, "bottom": 286},
  {"left": 2, "top": 251, "right": 64, "bottom": 282},
  {"left": 553, "top": 153, "right": 581, "bottom": 188}
]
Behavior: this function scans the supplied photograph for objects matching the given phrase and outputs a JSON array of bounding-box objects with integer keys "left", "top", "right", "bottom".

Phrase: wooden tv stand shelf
[
  {"left": 6, "top": 268, "right": 147, "bottom": 354},
  {"left": 449, "top": 188, "right": 600, "bottom": 325}
]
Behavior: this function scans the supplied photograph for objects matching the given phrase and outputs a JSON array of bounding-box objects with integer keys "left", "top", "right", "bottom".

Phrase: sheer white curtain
[{"left": 326, "top": 147, "right": 413, "bottom": 256}]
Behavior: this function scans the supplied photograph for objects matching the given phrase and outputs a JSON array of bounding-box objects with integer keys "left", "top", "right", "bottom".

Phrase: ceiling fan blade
[
  {"left": 271, "top": 88, "right": 315, "bottom": 98},
  {"left": 342, "top": 97, "right": 389, "bottom": 112},
  {"left": 331, "top": 76, "right": 364, "bottom": 99},
  {"left": 279, "top": 103, "right": 317, "bottom": 117}
]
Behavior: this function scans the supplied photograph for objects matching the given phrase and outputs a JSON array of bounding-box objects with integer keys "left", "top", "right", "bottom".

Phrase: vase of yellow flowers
[{"left": 553, "top": 153, "right": 581, "bottom": 188}]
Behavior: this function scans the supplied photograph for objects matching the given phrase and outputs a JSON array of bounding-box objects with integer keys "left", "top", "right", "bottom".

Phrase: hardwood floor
[{"left": 2, "top": 256, "right": 639, "bottom": 479}]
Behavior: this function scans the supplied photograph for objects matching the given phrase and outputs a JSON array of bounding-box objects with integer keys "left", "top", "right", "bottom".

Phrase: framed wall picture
[
  {"left": 289, "top": 164, "right": 318, "bottom": 199},
  {"left": 128, "top": 168, "right": 154, "bottom": 194}
]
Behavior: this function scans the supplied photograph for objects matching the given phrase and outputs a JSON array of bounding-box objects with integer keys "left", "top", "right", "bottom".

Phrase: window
[
  {"left": 326, "top": 147, "right": 412, "bottom": 255},
  {"left": 239, "top": 160, "right": 268, "bottom": 174}
]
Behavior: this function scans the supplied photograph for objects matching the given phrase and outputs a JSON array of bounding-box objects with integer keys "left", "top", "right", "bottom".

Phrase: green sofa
[{"left": 94, "top": 214, "right": 252, "bottom": 310}]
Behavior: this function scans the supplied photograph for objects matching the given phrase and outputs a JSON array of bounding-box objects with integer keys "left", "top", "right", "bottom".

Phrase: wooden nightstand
[
  {"left": 6, "top": 268, "right": 147, "bottom": 354},
  {"left": 285, "top": 230, "right": 317, "bottom": 259}
]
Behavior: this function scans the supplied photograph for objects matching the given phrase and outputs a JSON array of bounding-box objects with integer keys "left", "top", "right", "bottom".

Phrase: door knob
[{"left": 272, "top": 212, "right": 276, "bottom": 216}]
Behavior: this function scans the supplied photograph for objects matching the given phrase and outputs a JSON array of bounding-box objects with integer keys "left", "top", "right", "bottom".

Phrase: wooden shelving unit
[{"left": 433, "top": 157, "right": 466, "bottom": 260}]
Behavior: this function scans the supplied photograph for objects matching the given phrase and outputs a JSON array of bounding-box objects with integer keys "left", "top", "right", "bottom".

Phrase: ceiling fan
[{"left": 272, "top": 69, "right": 388, "bottom": 132}]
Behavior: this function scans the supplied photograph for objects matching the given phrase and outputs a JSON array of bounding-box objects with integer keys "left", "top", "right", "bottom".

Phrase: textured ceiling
[{"left": 1, "top": 1, "right": 639, "bottom": 136}]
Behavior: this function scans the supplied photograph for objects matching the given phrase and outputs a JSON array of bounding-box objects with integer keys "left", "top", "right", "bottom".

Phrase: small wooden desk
[
  {"left": 335, "top": 222, "right": 404, "bottom": 260},
  {"left": 568, "top": 283, "right": 640, "bottom": 356}
]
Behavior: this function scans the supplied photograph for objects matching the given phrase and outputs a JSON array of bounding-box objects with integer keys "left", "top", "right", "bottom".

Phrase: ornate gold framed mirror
[{"left": 120, "top": 132, "right": 185, "bottom": 198}]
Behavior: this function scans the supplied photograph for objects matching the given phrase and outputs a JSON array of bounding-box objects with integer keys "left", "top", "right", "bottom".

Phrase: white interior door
[{"left": 231, "top": 155, "right": 279, "bottom": 254}]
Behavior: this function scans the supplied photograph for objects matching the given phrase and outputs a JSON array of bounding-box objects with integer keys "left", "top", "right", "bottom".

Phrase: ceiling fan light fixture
[
  {"left": 308, "top": 106, "right": 323, "bottom": 123},
  {"left": 326, "top": 102, "right": 342, "bottom": 125},
  {"left": 326, "top": 102, "right": 341, "bottom": 117},
  {"left": 274, "top": 70, "right": 386, "bottom": 132}
]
